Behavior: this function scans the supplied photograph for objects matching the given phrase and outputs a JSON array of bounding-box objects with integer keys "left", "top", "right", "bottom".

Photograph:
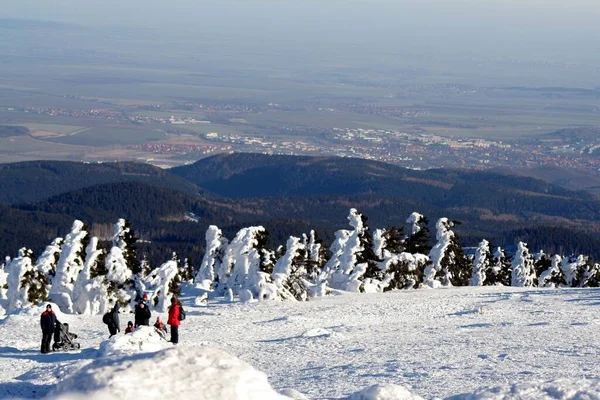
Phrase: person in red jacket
[{"left": 167, "top": 296, "right": 181, "bottom": 344}]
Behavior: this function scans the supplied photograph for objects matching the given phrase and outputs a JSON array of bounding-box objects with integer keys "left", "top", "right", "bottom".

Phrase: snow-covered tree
[
  {"left": 425, "top": 218, "right": 470, "bottom": 287},
  {"left": 405, "top": 213, "right": 431, "bottom": 254},
  {"left": 112, "top": 219, "right": 141, "bottom": 275},
  {"left": 470, "top": 240, "right": 491, "bottom": 286},
  {"left": 196, "top": 225, "right": 229, "bottom": 290},
  {"left": 216, "top": 226, "right": 269, "bottom": 298},
  {"left": 511, "top": 242, "right": 536, "bottom": 287},
  {"left": 572, "top": 262, "right": 600, "bottom": 288},
  {"left": 179, "top": 257, "right": 194, "bottom": 283},
  {"left": 0, "top": 260, "right": 7, "bottom": 314},
  {"left": 533, "top": 250, "right": 552, "bottom": 286},
  {"left": 305, "top": 230, "right": 328, "bottom": 282},
  {"left": 149, "top": 254, "right": 181, "bottom": 313},
  {"left": 324, "top": 209, "right": 380, "bottom": 292},
  {"left": 6, "top": 248, "right": 36, "bottom": 312},
  {"left": 538, "top": 255, "right": 566, "bottom": 288},
  {"left": 34, "top": 238, "right": 63, "bottom": 285},
  {"left": 383, "top": 252, "right": 429, "bottom": 290},
  {"left": 272, "top": 236, "right": 310, "bottom": 301},
  {"left": 49, "top": 220, "right": 89, "bottom": 313},
  {"left": 561, "top": 255, "right": 588, "bottom": 287},
  {"left": 104, "top": 220, "right": 138, "bottom": 308},
  {"left": 72, "top": 237, "right": 110, "bottom": 315},
  {"left": 488, "top": 247, "right": 511, "bottom": 285}
]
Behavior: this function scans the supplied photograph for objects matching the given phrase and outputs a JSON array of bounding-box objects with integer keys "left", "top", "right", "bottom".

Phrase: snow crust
[{"left": 456, "top": 378, "right": 600, "bottom": 399}]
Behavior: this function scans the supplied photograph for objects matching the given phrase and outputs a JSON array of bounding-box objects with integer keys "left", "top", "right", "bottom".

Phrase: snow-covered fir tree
[
  {"left": 104, "top": 220, "right": 138, "bottom": 308},
  {"left": 511, "top": 242, "right": 536, "bottom": 287},
  {"left": 560, "top": 255, "right": 588, "bottom": 287},
  {"left": 112, "top": 219, "right": 141, "bottom": 275},
  {"left": 72, "top": 237, "right": 110, "bottom": 315},
  {"left": 425, "top": 218, "right": 470, "bottom": 287},
  {"left": 272, "top": 236, "right": 310, "bottom": 301},
  {"left": 487, "top": 247, "right": 511, "bottom": 285},
  {"left": 34, "top": 237, "right": 63, "bottom": 285},
  {"left": 179, "top": 257, "right": 194, "bottom": 283},
  {"left": 196, "top": 225, "right": 229, "bottom": 291},
  {"left": 538, "top": 254, "right": 566, "bottom": 288},
  {"left": 405, "top": 213, "right": 431, "bottom": 254},
  {"left": 217, "top": 226, "right": 270, "bottom": 298},
  {"left": 470, "top": 239, "right": 491, "bottom": 286},
  {"left": 572, "top": 261, "right": 600, "bottom": 288},
  {"left": 149, "top": 253, "right": 181, "bottom": 312},
  {"left": 49, "top": 220, "right": 89, "bottom": 313},
  {"left": 382, "top": 252, "right": 429, "bottom": 290},
  {"left": 6, "top": 248, "right": 36, "bottom": 312},
  {"left": 304, "top": 230, "right": 328, "bottom": 282},
  {"left": 324, "top": 209, "right": 381, "bottom": 292},
  {"left": 533, "top": 250, "right": 552, "bottom": 286},
  {"left": 0, "top": 260, "right": 7, "bottom": 314}
]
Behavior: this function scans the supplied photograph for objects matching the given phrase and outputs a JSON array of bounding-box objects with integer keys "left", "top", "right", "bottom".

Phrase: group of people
[
  {"left": 41, "top": 294, "right": 185, "bottom": 353},
  {"left": 104, "top": 294, "right": 183, "bottom": 344}
]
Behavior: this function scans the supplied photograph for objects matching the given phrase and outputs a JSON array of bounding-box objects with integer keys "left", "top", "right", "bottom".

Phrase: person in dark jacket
[
  {"left": 107, "top": 303, "right": 120, "bottom": 338},
  {"left": 167, "top": 296, "right": 181, "bottom": 344},
  {"left": 134, "top": 294, "right": 151, "bottom": 328},
  {"left": 40, "top": 304, "right": 57, "bottom": 354}
]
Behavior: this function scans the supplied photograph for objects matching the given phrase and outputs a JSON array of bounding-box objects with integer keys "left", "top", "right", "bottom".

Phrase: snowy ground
[{"left": 2, "top": 286, "right": 600, "bottom": 399}]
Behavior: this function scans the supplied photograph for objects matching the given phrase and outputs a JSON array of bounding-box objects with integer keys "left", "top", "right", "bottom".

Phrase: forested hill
[
  {"left": 171, "top": 153, "right": 592, "bottom": 201},
  {"left": 0, "top": 160, "right": 199, "bottom": 205},
  {"left": 3, "top": 154, "right": 600, "bottom": 266}
]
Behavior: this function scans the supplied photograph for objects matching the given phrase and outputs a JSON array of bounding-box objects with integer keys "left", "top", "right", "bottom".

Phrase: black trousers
[
  {"left": 108, "top": 325, "right": 118, "bottom": 337},
  {"left": 170, "top": 325, "right": 179, "bottom": 344},
  {"left": 41, "top": 331, "right": 52, "bottom": 353}
]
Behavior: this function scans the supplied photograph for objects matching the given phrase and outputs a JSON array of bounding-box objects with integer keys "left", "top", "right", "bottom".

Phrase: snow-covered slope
[{"left": 1, "top": 287, "right": 600, "bottom": 399}]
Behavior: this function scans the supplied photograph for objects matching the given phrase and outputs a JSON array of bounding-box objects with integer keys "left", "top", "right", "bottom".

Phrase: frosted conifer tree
[
  {"left": 324, "top": 209, "right": 380, "bottom": 292},
  {"left": 149, "top": 253, "right": 181, "bottom": 312},
  {"left": 104, "top": 220, "right": 137, "bottom": 308},
  {"left": 6, "top": 248, "right": 36, "bottom": 312},
  {"left": 112, "top": 219, "right": 141, "bottom": 275},
  {"left": 470, "top": 240, "right": 491, "bottom": 286},
  {"left": 272, "top": 236, "right": 309, "bottom": 301},
  {"left": 34, "top": 238, "right": 63, "bottom": 285},
  {"left": 405, "top": 213, "right": 431, "bottom": 254},
  {"left": 49, "top": 220, "right": 88, "bottom": 313},
  {"left": 383, "top": 252, "right": 429, "bottom": 290},
  {"left": 217, "top": 226, "right": 268, "bottom": 297},
  {"left": 425, "top": 218, "right": 470, "bottom": 287},
  {"left": 533, "top": 250, "right": 552, "bottom": 286},
  {"left": 72, "top": 237, "right": 110, "bottom": 314},
  {"left": 0, "top": 260, "right": 7, "bottom": 314},
  {"left": 538, "top": 255, "right": 566, "bottom": 288},
  {"left": 573, "top": 262, "right": 600, "bottom": 288},
  {"left": 196, "top": 225, "right": 228, "bottom": 290},
  {"left": 488, "top": 247, "right": 511, "bottom": 285},
  {"left": 561, "top": 255, "right": 588, "bottom": 287},
  {"left": 305, "top": 230, "right": 328, "bottom": 282},
  {"left": 511, "top": 242, "right": 536, "bottom": 287}
]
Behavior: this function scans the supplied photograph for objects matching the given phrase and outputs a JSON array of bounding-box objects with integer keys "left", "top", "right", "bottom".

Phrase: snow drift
[{"left": 50, "top": 346, "right": 291, "bottom": 400}]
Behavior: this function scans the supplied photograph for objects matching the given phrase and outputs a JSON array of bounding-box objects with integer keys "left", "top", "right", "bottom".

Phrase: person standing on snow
[
  {"left": 107, "top": 302, "right": 120, "bottom": 338},
  {"left": 134, "top": 293, "right": 151, "bottom": 328},
  {"left": 40, "top": 304, "right": 56, "bottom": 354},
  {"left": 167, "top": 296, "right": 182, "bottom": 344}
]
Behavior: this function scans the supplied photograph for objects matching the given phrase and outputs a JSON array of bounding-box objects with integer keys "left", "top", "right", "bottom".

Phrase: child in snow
[
  {"left": 167, "top": 296, "right": 182, "bottom": 344},
  {"left": 125, "top": 321, "right": 135, "bottom": 334},
  {"left": 154, "top": 316, "right": 168, "bottom": 339},
  {"left": 40, "top": 304, "right": 56, "bottom": 354}
]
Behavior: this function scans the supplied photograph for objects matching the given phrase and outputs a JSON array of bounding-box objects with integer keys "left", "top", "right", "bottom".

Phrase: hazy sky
[{"left": 3, "top": 0, "right": 600, "bottom": 67}]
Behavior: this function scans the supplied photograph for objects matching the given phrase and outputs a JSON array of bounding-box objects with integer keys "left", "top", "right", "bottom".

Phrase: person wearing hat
[
  {"left": 125, "top": 321, "right": 135, "bottom": 334},
  {"left": 40, "top": 304, "right": 56, "bottom": 354},
  {"left": 134, "top": 293, "right": 151, "bottom": 328}
]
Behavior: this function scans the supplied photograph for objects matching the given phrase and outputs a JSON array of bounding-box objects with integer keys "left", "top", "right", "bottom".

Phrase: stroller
[{"left": 52, "top": 321, "right": 81, "bottom": 352}]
